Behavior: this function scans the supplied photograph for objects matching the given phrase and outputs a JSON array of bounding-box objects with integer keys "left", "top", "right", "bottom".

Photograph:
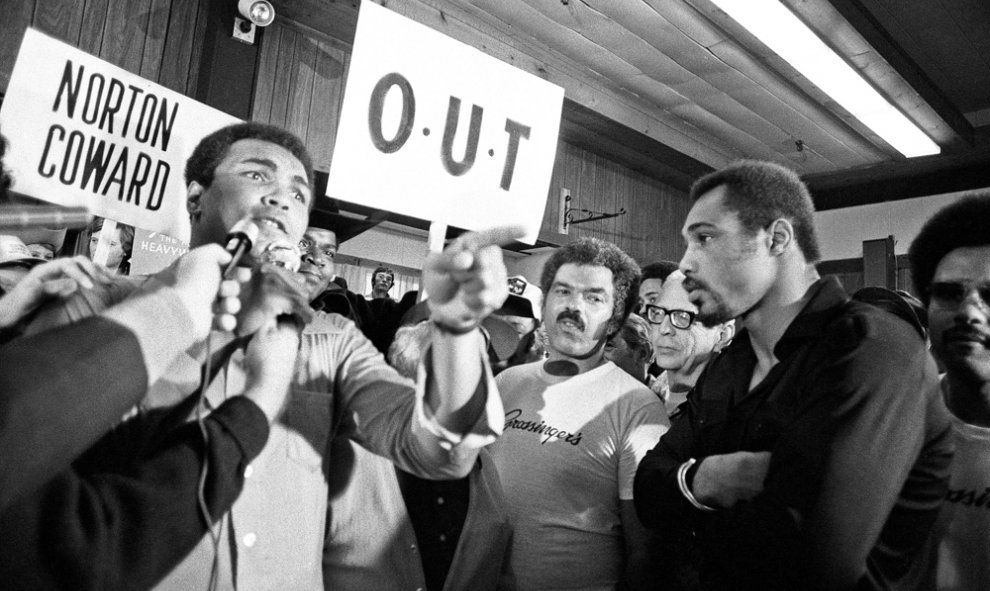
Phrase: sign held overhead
[
  {"left": 327, "top": 2, "right": 564, "bottom": 244},
  {"left": 0, "top": 28, "right": 239, "bottom": 241}
]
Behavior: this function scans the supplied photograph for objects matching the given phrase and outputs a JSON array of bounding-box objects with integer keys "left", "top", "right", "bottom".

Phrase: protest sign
[
  {"left": 0, "top": 28, "right": 239, "bottom": 242},
  {"left": 128, "top": 227, "right": 189, "bottom": 275},
  {"left": 327, "top": 2, "right": 564, "bottom": 244}
]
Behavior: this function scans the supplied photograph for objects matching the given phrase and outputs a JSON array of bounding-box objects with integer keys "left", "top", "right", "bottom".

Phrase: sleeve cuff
[
  {"left": 412, "top": 336, "right": 503, "bottom": 451},
  {"left": 208, "top": 396, "right": 272, "bottom": 461}
]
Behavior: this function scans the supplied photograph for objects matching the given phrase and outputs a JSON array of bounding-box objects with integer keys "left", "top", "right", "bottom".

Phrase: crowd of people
[{"left": 0, "top": 120, "right": 987, "bottom": 591}]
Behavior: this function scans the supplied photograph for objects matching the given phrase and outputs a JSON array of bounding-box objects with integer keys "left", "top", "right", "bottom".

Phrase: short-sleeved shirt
[{"left": 490, "top": 360, "right": 668, "bottom": 590}]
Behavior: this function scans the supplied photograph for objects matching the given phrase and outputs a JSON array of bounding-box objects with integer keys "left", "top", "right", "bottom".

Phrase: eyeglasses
[
  {"left": 928, "top": 281, "right": 990, "bottom": 309},
  {"left": 641, "top": 304, "right": 696, "bottom": 329}
]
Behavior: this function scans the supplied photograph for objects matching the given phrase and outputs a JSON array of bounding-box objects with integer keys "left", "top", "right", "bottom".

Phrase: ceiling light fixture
[{"left": 709, "top": 0, "right": 940, "bottom": 158}]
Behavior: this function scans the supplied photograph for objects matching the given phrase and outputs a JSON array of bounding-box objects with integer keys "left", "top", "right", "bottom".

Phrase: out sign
[
  {"left": 326, "top": 2, "right": 563, "bottom": 244},
  {"left": 368, "top": 72, "right": 531, "bottom": 192}
]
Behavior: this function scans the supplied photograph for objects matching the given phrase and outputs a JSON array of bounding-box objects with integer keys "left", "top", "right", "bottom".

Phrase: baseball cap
[{"left": 498, "top": 275, "right": 542, "bottom": 321}]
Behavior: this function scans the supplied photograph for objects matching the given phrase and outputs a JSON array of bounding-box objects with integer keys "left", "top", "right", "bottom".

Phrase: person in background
[
  {"left": 634, "top": 160, "right": 953, "bottom": 590},
  {"left": 489, "top": 237, "right": 668, "bottom": 590},
  {"left": 637, "top": 260, "right": 679, "bottom": 388},
  {"left": 493, "top": 274, "right": 546, "bottom": 373},
  {"left": 322, "top": 319, "right": 511, "bottom": 591},
  {"left": 25, "top": 243, "right": 55, "bottom": 261},
  {"left": 605, "top": 312, "right": 654, "bottom": 384},
  {"left": 87, "top": 217, "right": 134, "bottom": 275},
  {"left": 370, "top": 265, "right": 396, "bottom": 300},
  {"left": 908, "top": 194, "right": 990, "bottom": 590},
  {"left": 645, "top": 270, "right": 734, "bottom": 416}
]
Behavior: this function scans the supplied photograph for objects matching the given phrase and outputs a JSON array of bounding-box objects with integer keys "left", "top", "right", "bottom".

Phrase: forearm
[
  {"left": 0, "top": 317, "right": 148, "bottom": 510},
  {"left": 0, "top": 396, "right": 269, "bottom": 590},
  {"left": 424, "top": 324, "right": 488, "bottom": 433}
]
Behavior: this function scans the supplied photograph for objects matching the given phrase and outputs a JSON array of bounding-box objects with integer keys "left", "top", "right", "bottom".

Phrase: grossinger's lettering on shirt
[{"left": 40, "top": 59, "right": 177, "bottom": 212}]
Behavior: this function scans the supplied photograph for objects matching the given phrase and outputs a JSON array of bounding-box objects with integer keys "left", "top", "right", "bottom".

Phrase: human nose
[
  {"left": 658, "top": 313, "right": 676, "bottom": 335},
  {"left": 261, "top": 190, "right": 290, "bottom": 211},
  {"left": 679, "top": 248, "right": 695, "bottom": 275},
  {"left": 955, "top": 288, "right": 990, "bottom": 322}
]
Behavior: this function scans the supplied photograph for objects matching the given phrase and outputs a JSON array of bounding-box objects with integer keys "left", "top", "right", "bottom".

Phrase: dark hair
[
  {"left": 908, "top": 193, "right": 990, "bottom": 305},
  {"left": 88, "top": 217, "right": 135, "bottom": 274},
  {"left": 540, "top": 237, "right": 641, "bottom": 331},
  {"left": 641, "top": 260, "right": 680, "bottom": 283},
  {"left": 184, "top": 122, "right": 314, "bottom": 194},
  {"left": 0, "top": 132, "right": 12, "bottom": 203},
  {"left": 690, "top": 160, "right": 821, "bottom": 262},
  {"left": 373, "top": 266, "right": 395, "bottom": 282}
]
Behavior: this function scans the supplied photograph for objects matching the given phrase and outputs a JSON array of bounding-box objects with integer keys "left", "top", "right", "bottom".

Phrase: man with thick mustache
[
  {"left": 634, "top": 160, "right": 953, "bottom": 590},
  {"left": 489, "top": 237, "right": 668, "bottom": 590},
  {"left": 909, "top": 194, "right": 990, "bottom": 590}
]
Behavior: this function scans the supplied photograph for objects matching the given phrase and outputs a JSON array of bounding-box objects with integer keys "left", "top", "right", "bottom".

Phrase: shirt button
[
  {"left": 410, "top": 543, "right": 417, "bottom": 552},
  {"left": 439, "top": 534, "right": 447, "bottom": 542},
  {"left": 436, "top": 496, "right": 444, "bottom": 505},
  {"left": 244, "top": 464, "right": 254, "bottom": 478},
  {"left": 243, "top": 533, "right": 257, "bottom": 548}
]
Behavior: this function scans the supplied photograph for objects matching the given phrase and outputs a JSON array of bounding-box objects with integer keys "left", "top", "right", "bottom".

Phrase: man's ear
[
  {"left": 186, "top": 181, "right": 205, "bottom": 220},
  {"left": 713, "top": 320, "right": 736, "bottom": 353},
  {"left": 768, "top": 218, "right": 794, "bottom": 255}
]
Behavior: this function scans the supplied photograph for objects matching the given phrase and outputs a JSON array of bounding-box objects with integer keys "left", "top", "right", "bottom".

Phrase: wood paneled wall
[
  {"left": 0, "top": 0, "right": 209, "bottom": 98},
  {"left": 251, "top": 18, "right": 350, "bottom": 174},
  {"left": 251, "top": 15, "right": 693, "bottom": 267},
  {"left": 545, "top": 142, "right": 691, "bottom": 265}
]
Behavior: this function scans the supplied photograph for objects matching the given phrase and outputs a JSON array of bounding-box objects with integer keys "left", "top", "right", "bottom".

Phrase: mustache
[
  {"left": 556, "top": 309, "right": 586, "bottom": 332},
  {"left": 681, "top": 276, "right": 705, "bottom": 293},
  {"left": 943, "top": 325, "right": 990, "bottom": 345}
]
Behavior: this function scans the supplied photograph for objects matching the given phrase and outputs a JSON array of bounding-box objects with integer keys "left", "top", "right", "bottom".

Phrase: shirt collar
[{"left": 773, "top": 276, "right": 849, "bottom": 359}]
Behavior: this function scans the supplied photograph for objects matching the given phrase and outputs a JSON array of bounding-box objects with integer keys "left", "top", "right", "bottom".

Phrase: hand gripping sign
[
  {"left": 327, "top": 2, "right": 564, "bottom": 245},
  {"left": 0, "top": 28, "right": 238, "bottom": 242}
]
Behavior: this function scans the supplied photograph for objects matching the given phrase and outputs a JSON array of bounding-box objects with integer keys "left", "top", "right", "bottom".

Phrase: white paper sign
[
  {"left": 327, "top": 2, "right": 564, "bottom": 244},
  {"left": 0, "top": 28, "right": 239, "bottom": 241}
]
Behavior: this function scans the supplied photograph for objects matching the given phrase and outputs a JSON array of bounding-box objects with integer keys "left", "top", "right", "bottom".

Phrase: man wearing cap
[
  {"left": 489, "top": 237, "right": 668, "bottom": 590},
  {"left": 493, "top": 275, "right": 546, "bottom": 372},
  {"left": 908, "top": 194, "right": 990, "bottom": 590}
]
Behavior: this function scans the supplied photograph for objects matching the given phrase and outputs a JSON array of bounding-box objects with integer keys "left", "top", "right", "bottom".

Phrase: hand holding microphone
[{"left": 214, "top": 218, "right": 312, "bottom": 337}]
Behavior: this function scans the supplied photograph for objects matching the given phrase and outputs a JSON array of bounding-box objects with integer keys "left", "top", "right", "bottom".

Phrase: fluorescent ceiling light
[{"left": 710, "top": 0, "right": 940, "bottom": 158}]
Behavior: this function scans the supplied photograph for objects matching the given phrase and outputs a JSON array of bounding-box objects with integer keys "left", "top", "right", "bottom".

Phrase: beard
[{"left": 683, "top": 277, "right": 735, "bottom": 327}]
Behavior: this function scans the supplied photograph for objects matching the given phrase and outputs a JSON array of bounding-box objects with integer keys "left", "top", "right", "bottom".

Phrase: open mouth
[{"left": 254, "top": 215, "right": 287, "bottom": 235}]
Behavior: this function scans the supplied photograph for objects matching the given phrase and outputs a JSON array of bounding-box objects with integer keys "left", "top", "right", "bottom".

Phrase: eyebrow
[
  {"left": 553, "top": 280, "right": 609, "bottom": 295},
  {"left": 685, "top": 221, "right": 717, "bottom": 233},
  {"left": 242, "top": 158, "right": 311, "bottom": 190}
]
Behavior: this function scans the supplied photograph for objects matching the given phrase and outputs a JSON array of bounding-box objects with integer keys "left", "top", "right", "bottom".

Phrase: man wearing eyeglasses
[
  {"left": 634, "top": 160, "right": 953, "bottom": 590},
  {"left": 909, "top": 194, "right": 990, "bottom": 590},
  {"left": 640, "top": 269, "right": 734, "bottom": 416}
]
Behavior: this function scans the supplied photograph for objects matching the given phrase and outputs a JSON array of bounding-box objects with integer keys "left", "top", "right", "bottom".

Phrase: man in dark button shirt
[{"left": 634, "top": 160, "right": 954, "bottom": 591}]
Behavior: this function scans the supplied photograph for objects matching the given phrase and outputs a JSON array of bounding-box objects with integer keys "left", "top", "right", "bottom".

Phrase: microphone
[
  {"left": 0, "top": 205, "right": 92, "bottom": 231},
  {"left": 222, "top": 218, "right": 260, "bottom": 279}
]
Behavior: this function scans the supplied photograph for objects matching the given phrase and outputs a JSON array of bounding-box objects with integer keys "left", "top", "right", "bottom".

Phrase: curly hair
[
  {"left": 0, "top": 131, "right": 12, "bottom": 203},
  {"left": 690, "top": 160, "right": 821, "bottom": 262},
  {"left": 908, "top": 193, "right": 990, "bottom": 305},
  {"left": 184, "top": 122, "right": 314, "bottom": 197},
  {"left": 540, "top": 237, "right": 641, "bottom": 331}
]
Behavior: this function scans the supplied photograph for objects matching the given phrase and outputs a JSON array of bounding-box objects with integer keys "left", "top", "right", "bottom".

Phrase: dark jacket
[{"left": 634, "top": 278, "right": 954, "bottom": 591}]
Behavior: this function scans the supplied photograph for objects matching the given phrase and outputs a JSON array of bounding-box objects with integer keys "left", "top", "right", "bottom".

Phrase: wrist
[
  {"left": 678, "top": 458, "right": 717, "bottom": 511},
  {"left": 430, "top": 317, "right": 478, "bottom": 336}
]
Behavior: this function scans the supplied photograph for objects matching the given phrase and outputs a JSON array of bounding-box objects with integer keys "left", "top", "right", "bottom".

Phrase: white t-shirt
[
  {"left": 490, "top": 360, "right": 669, "bottom": 590},
  {"left": 937, "top": 414, "right": 990, "bottom": 590}
]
